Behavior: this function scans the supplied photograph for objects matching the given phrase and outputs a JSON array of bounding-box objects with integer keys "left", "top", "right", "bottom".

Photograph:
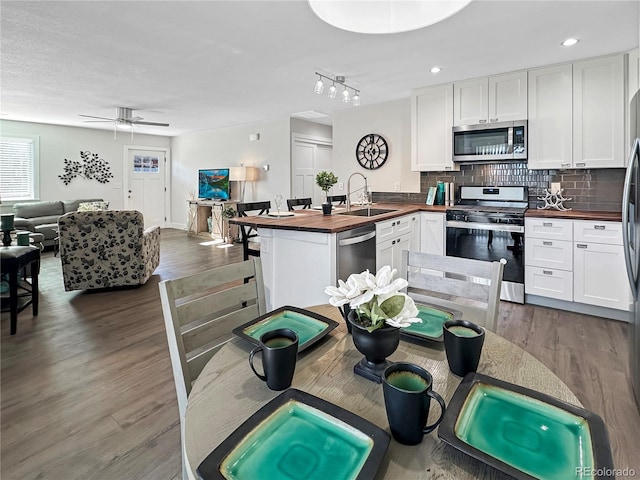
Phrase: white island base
[{"left": 258, "top": 227, "right": 337, "bottom": 311}]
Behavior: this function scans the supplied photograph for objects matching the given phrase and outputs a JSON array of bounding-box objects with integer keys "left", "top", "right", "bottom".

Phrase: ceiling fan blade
[
  {"left": 79, "top": 114, "right": 115, "bottom": 121},
  {"left": 130, "top": 120, "right": 170, "bottom": 127},
  {"left": 83, "top": 120, "right": 115, "bottom": 123}
]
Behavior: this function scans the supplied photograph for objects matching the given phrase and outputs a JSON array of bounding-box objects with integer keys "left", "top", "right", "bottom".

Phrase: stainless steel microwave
[{"left": 452, "top": 120, "right": 527, "bottom": 162}]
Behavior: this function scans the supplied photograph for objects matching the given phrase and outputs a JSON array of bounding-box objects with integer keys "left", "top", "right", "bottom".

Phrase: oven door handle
[{"left": 446, "top": 220, "right": 524, "bottom": 234}]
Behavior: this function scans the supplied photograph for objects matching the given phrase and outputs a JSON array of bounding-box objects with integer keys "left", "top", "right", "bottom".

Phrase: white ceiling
[{"left": 1, "top": 0, "right": 638, "bottom": 137}]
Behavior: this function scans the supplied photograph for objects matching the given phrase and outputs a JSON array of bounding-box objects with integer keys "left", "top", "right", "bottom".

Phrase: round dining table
[{"left": 184, "top": 305, "right": 581, "bottom": 479}]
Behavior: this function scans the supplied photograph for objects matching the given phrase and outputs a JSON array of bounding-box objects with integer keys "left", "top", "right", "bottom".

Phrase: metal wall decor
[
  {"left": 59, "top": 151, "right": 113, "bottom": 185},
  {"left": 537, "top": 188, "right": 572, "bottom": 211}
]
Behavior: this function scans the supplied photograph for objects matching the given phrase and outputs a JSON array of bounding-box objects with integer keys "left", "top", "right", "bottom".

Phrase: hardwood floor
[{"left": 2, "top": 229, "right": 639, "bottom": 479}]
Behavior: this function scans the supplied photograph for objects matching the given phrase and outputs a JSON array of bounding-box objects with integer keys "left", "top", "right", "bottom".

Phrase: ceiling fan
[{"left": 80, "top": 107, "right": 169, "bottom": 127}]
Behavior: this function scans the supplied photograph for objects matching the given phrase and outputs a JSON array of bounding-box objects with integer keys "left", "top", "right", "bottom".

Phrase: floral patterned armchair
[{"left": 58, "top": 210, "right": 160, "bottom": 291}]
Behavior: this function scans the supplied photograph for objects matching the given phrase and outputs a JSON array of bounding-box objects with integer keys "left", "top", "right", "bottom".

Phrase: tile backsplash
[{"left": 373, "top": 162, "right": 625, "bottom": 212}]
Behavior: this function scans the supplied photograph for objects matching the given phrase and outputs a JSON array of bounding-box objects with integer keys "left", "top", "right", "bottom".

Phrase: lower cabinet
[
  {"left": 420, "top": 212, "right": 445, "bottom": 256},
  {"left": 376, "top": 234, "right": 411, "bottom": 272},
  {"left": 525, "top": 218, "right": 631, "bottom": 311},
  {"left": 574, "top": 241, "right": 631, "bottom": 310},
  {"left": 376, "top": 214, "right": 418, "bottom": 271}
]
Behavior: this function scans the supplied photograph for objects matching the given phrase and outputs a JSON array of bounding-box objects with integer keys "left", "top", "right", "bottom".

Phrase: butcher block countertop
[
  {"left": 525, "top": 209, "right": 622, "bottom": 222},
  {"left": 229, "top": 203, "right": 447, "bottom": 234}
]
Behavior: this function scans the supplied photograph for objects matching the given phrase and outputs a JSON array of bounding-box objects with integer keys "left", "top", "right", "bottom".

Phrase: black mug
[
  {"left": 249, "top": 328, "right": 299, "bottom": 391},
  {"left": 382, "top": 362, "right": 447, "bottom": 445},
  {"left": 443, "top": 320, "right": 485, "bottom": 377}
]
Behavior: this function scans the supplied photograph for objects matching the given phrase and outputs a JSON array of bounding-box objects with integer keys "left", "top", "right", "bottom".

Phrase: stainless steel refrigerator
[{"left": 623, "top": 89, "right": 640, "bottom": 412}]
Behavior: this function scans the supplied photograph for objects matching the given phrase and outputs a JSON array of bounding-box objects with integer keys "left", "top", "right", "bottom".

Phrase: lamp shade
[
  {"left": 229, "top": 167, "right": 247, "bottom": 182},
  {"left": 230, "top": 166, "right": 258, "bottom": 182}
]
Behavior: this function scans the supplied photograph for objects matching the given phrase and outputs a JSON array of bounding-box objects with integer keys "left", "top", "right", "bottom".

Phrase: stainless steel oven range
[{"left": 446, "top": 186, "right": 528, "bottom": 303}]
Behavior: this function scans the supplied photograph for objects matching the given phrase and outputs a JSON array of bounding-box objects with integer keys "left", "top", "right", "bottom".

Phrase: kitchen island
[{"left": 230, "top": 204, "right": 445, "bottom": 310}]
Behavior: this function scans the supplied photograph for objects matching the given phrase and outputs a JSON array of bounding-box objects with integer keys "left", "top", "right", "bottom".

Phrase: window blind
[{"left": 0, "top": 136, "right": 37, "bottom": 201}]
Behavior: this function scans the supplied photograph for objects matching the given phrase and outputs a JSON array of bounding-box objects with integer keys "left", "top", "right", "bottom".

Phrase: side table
[{"left": 0, "top": 246, "right": 40, "bottom": 335}]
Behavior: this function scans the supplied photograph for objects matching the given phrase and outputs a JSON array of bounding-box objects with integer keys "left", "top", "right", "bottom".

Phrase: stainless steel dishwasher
[{"left": 336, "top": 224, "right": 377, "bottom": 281}]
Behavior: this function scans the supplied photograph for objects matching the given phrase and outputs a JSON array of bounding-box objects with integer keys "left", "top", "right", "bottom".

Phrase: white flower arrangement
[{"left": 325, "top": 265, "right": 422, "bottom": 332}]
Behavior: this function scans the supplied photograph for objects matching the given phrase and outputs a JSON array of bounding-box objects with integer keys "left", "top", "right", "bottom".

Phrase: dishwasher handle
[{"left": 338, "top": 231, "right": 376, "bottom": 246}]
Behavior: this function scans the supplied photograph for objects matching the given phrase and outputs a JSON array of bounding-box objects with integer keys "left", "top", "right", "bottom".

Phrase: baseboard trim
[{"left": 525, "top": 294, "right": 632, "bottom": 322}]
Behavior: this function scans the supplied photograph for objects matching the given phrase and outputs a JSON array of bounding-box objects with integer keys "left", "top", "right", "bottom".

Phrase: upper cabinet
[
  {"left": 453, "top": 71, "right": 527, "bottom": 126},
  {"left": 527, "top": 64, "right": 573, "bottom": 170},
  {"left": 572, "top": 55, "right": 625, "bottom": 169},
  {"left": 528, "top": 54, "right": 625, "bottom": 170},
  {"left": 411, "top": 84, "right": 457, "bottom": 172}
]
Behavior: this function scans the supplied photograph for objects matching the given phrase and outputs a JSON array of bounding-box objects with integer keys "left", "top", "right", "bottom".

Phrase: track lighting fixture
[{"left": 314, "top": 72, "right": 360, "bottom": 106}]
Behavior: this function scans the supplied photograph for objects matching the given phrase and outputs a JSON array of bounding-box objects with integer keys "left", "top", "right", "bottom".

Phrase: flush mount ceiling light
[
  {"left": 308, "top": 0, "right": 472, "bottom": 34},
  {"left": 430, "top": 66, "right": 441, "bottom": 73},
  {"left": 314, "top": 72, "right": 360, "bottom": 106},
  {"left": 561, "top": 38, "right": 580, "bottom": 46}
]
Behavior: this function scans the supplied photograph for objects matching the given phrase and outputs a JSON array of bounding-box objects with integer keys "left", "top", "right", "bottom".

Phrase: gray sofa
[{"left": 13, "top": 199, "right": 103, "bottom": 247}]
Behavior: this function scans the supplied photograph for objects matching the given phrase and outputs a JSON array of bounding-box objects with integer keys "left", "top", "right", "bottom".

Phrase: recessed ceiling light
[
  {"left": 561, "top": 38, "right": 579, "bottom": 47},
  {"left": 430, "top": 67, "right": 441, "bottom": 74}
]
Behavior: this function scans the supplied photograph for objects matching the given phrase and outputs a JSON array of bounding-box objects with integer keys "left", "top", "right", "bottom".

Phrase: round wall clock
[{"left": 356, "top": 134, "right": 388, "bottom": 170}]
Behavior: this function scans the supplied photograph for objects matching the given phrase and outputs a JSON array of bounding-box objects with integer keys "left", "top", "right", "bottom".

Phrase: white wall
[
  {"left": 332, "top": 98, "right": 420, "bottom": 194},
  {"left": 0, "top": 120, "right": 170, "bottom": 211},
  {"left": 170, "top": 117, "right": 291, "bottom": 228}
]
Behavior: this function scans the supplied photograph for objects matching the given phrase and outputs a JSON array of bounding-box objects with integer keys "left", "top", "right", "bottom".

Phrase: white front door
[
  {"left": 124, "top": 146, "right": 169, "bottom": 227},
  {"left": 291, "top": 134, "right": 332, "bottom": 205}
]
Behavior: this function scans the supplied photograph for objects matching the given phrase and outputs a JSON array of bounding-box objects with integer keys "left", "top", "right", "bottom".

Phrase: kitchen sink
[{"left": 339, "top": 208, "right": 396, "bottom": 217}]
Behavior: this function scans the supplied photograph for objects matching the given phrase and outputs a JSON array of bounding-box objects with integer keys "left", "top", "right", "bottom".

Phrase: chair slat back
[
  {"left": 159, "top": 257, "right": 266, "bottom": 402},
  {"left": 286, "top": 197, "right": 312, "bottom": 211},
  {"left": 399, "top": 250, "right": 504, "bottom": 331},
  {"left": 326, "top": 195, "right": 347, "bottom": 205},
  {"left": 236, "top": 201, "right": 271, "bottom": 260}
]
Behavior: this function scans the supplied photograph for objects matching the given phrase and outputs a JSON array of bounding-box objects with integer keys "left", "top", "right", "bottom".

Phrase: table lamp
[{"left": 0, "top": 213, "right": 15, "bottom": 246}]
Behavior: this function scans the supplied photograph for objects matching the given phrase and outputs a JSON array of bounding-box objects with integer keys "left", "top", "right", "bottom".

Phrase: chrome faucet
[{"left": 346, "top": 172, "right": 368, "bottom": 211}]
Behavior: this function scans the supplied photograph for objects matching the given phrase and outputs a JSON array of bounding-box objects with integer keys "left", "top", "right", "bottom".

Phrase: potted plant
[
  {"left": 221, "top": 205, "right": 236, "bottom": 244},
  {"left": 315, "top": 171, "right": 338, "bottom": 214},
  {"left": 325, "top": 265, "right": 422, "bottom": 382}
]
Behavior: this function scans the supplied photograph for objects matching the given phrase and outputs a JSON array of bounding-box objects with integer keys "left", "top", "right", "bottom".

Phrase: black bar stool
[{"left": 0, "top": 246, "right": 40, "bottom": 335}]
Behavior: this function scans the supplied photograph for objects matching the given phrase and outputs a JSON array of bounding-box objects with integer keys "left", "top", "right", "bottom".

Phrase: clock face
[{"left": 356, "top": 134, "right": 388, "bottom": 170}]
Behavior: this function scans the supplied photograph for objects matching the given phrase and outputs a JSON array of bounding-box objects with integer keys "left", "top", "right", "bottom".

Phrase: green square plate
[
  {"left": 400, "top": 303, "right": 462, "bottom": 344},
  {"left": 438, "top": 373, "right": 614, "bottom": 479},
  {"left": 233, "top": 306, "right": 338, "bottom": 352},
  {"left": 196, "top": 389, "right": 390, "bottom": 480}
]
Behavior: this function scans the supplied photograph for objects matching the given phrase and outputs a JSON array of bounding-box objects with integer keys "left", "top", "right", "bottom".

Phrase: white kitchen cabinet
[
  {"left": 454, "top": 71, "right": 527, "bottom": 126},
  {"left": 529, "top": 55, "right": 625, "bottom": 170},
  {"left": 411, "top": 84, "right": 457, "bottom": 172},
  {"left": 628, "top": 49, "right": 639, "bottom": 103},
  {"left": 573, "top": 55, "right": 625, "bottom": 168},
  {"left": 376, "top": 215, "right": 414, "bottom": 271},
  {"left": 409, "top": 214, "right": 420, "bottom": 252},
  {"left": 420, "top": 212, "right": 445, "bottom": 256},
  {"left": 626, "top": 49, "right": 639, "bottom": 160},
  {"left": 573, "top": 221, "right": 631, "bottom": 311},
  {"left": 527, "top": 64, "right": 573, "bottom": 169},
  {"left": 525, "top": 218, "right": 573, "bottom": 301},
  {"left": 525, "top": 265, "right": 573, "bottom": 302},
  {"left": 377, "top": 235, "right": 411, "bottom": 272},
  {"left": 525, "top": 217, "right": 632, "bottom": 311}
]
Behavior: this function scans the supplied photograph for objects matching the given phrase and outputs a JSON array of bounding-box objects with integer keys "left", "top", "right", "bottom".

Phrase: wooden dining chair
[
  {"left": 399, "top": 250, "right": 504, "bottom": 332},
  {"left": 236, "top": 201, "right": 271, "bottom": 261},
  {"left": 326, "top": 194, "right": 347, "bottom": 205},
  {"left": 159, "top": 257, "right": 267, "bottom": 480},
  {"left": 286, "top": 197, "right": 312, "bottom": 211}
]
